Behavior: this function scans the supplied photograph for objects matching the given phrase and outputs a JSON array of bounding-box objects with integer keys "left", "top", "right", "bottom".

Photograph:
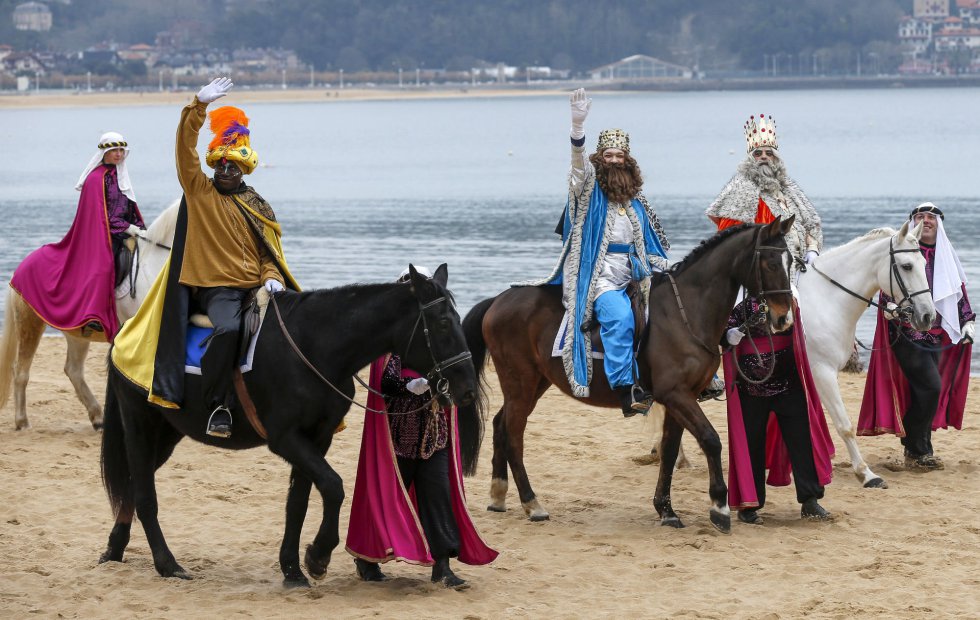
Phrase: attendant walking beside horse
[
  {"left": 346, "top": 268, "right": 497, "bottom": 590},
  {"left": 859, "top": 203, "right": 974, "bottom": 471},
  {"left": 707, "top": 113, "right": 834, "bottom": 523}
]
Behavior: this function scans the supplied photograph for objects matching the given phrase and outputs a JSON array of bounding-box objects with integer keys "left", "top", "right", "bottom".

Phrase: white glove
[
  {"left": 125, "top": 224, "right": 147, "bottom": 239},
  {"left": 804, "top": 250, "right": 819, "bottom": 265},
  {"left": 406, "top": 377, "right": 430, "bottom": 395},
  {"left": 962, "top": 321, "right": 975, "bottom": 344},
  {"left": 882, "top": 301, "right": 900, "bottom": 321},
  {"left": 264, "top": 279, "right": 284, "bottom": 294},
  {"left": 726, "top": 327, "right": 746, "bottom": 346},
  {"left": 196, "top": 77, "right": 233, "bottom": 104},
  {"left": 569, "top": 88, "right": 591, "bottom": 139}
]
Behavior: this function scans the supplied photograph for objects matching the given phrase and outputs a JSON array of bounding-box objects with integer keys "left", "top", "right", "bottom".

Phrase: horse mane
[
  {"left": 274, "top": 279, "right": 455, "bottom": 312},
  {"left": 145, "top": 200, "right": 181, "bottom": 245},
  {"left": 821, "top": 226, "right": 896, "bottom": 259},
  {"left": 652, "top": 223, "right": 756, "bottom": 282}
]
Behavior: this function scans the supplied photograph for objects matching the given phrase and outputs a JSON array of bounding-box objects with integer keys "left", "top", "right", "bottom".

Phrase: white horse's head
[{"left": 880, "top": 221, "right": 936, "bottom": 331}]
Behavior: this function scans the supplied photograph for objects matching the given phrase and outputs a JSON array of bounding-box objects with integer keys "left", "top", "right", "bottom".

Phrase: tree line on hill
[{"left": 1, "top": 0, "right": 912, "bottom": 75}]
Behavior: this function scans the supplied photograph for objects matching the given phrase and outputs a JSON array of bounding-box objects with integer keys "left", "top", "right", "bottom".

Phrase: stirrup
[{"left": 206, "top": 406, "right": 233, "bottom": 438}]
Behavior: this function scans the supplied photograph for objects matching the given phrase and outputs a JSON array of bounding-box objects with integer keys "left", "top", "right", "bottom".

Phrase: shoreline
[
  {"left": 0, "top": 85, "right": 571, "bottom": 110},
  {"left": 4, "top": 74, "right": 980, "bottom": 110}
]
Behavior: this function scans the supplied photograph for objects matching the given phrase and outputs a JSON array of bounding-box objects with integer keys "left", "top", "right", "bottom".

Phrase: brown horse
[{"left": 460, "top": 217, "right": 795, "bottom": 533}]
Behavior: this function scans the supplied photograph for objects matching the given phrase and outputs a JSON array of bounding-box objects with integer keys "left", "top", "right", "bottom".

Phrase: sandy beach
[
  {"left": 0, "top": 86, "right": 570, "bottom": 110},
  {"left": 0, "top": 337, "right": 978, "bottom": 619}
]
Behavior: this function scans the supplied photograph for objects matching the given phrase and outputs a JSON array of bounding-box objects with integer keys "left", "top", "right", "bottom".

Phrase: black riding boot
[
  {"left": 206, "top": 405, "right": 232, "bottom": 438},
  {"left": 431, "top": 557, "right": 467, "bottom": 589},
  {"left": 354, "top": 558, "right": 388, "bottom": 582},
  {"left": 616, "top": 384, "right": 653, "bottom": 417}
]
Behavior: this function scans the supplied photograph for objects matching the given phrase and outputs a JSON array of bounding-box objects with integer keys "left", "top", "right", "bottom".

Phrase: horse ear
[
  {"left": 904, "top": 219, "right": 923, "bottom": 242},
  {"left": 432, "top": 263, "right": 448, "bottom": 288},
  {"left": 778, "top": 213, "right": 795, "bottom": 235}
]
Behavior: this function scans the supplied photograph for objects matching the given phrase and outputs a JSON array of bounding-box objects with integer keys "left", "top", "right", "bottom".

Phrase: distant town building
[
  {"left": 2, "top": 51, "right": 47, "bottom": 75},
  {"left": 13, "top": 1, "right": 52, "bottom": 31},
  {"left": 915, "top": 0, "right": 950, "bottom": 19},
  {"left": 589, "top": 54, "right": 692, "bottom": 81}
]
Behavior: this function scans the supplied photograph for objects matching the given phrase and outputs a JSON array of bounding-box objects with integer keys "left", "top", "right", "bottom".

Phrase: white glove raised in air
[
  {"left": 264, "top": 279, "right": 285, "bottom": 294},
  {"left": 406, "top": 377, "right": 430, "bottom": 395},
  {"left": 962, "top": 321, "right": 975, "bottom": 344},
  {"left": 726, "top": 327, "right": 746, "bottom": 346},
  {"left": 882, "top": 301, "right": 901, "bottom": 321},
  {"left": 197, "top": 77, "right": 233, "bottom": 104},
  {"left": 569, "top": 88, "right": 592, "bottom": 139},
  {"left": 804, "top": 250, "right": 819, "bottom": 265}
]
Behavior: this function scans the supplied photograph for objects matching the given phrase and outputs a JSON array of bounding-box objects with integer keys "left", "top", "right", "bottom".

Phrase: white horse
[
  {"left": 648, "top": 221, "right": 936, "bottom": 489},
  {"left": 0, "top": 201, "right": 179, "bottom": 430}
]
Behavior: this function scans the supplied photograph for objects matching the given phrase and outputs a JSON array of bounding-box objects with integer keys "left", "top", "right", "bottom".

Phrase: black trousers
[
  {"left": 396, "top": 448, "right": 460, "bottom": 560},
  {"left": 196, "top": 286, "right": 248, "bottom": 410},
  {"left": 739, "top": 383, "right": 824, "bottom": 507},
  {"left": 891, "top": 337, "right": 941, "bottom": 457}
]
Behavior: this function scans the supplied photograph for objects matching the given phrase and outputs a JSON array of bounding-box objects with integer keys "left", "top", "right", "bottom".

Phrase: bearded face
[
  {"left": 591, "top": 150, "right": 643, "bottom": 204},
  {"left": 739, "top": 149, "right": 788, "bottom": 194}
]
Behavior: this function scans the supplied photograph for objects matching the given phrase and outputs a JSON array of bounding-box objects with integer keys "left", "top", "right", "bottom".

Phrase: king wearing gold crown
[
  {"left": 525, "top": 88, "right": 670, "bottom": 415},
  {"left": 111, "top": 77, "right": 299, "bottom": 439}
]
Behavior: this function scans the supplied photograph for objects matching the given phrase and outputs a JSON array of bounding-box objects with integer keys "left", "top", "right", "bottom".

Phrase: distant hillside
[{"left": 0, "top": 0, "right": 913, "bottom": 73}]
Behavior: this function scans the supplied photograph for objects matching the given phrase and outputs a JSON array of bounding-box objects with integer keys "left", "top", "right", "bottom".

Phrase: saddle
[
  {"left": 114, "top": 237, "right": 137, "bottom": 289},
  {"left": 189, "top": 287, "right": 269, "bottom": 362}
]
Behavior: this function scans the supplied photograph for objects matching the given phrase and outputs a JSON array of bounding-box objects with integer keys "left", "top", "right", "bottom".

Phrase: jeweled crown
[
  {"left": 744, "top": 114, "right": 778, "bottom": 152},
  {"left": 597, "top": 128, "right": 630, "bottom": 152}
]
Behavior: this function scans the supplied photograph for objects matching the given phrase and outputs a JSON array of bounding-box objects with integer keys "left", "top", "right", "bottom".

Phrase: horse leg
[
  {"left": 278, "top": 467, "right": 314, "bottom": 588},
  {"left": 487, "top": 406, "right": 510, "bottom": 512},
  {"left": 653, "top": 412, "right": 686, "bottom": 528},
  {"left": 662, "top": 395, "right": 730, "bottom": 534},
  {"left": 268, "top": 429, "right": 343, "bottom": 581},
  {"left": 645, "top": 404, "right": 691, "bottom": 468},
  {"left": 503, "top": 379, "right": 551, "bottom": 521},
  {"left": 123, "top": 411, "right": 189, "bottom": 578},
  {"left": 811, "top": 364, "right": 886, "bottom": 489},
  {"left": 64, "top": 336, "right": 104, "bottom": 430},
  {"left": 12, "top": 303, "right": 44, "bottom": 430}
]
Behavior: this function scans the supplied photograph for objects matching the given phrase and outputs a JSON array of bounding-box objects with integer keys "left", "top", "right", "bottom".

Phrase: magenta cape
[
  {"left": 857, "top": 303, "right": 971, "bottom": 436},
  {"left": 345, "top": 357, "right": 497, "bottom": 566},
  {"left": 724, "top": 306, "right": 835, "bottom": 509},
  {"left": 9, "top": 166, "right": 131, "bottom": 341}
]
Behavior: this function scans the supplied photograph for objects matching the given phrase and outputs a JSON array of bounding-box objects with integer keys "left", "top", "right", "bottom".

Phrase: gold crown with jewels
[{"left": 596, "top": 128, "right": 630, "bottom": 152}]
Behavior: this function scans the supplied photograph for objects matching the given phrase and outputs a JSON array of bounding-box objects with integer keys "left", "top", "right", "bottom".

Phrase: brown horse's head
[{"left": 750, "top": 215, "right": 796, "bottom": 333}]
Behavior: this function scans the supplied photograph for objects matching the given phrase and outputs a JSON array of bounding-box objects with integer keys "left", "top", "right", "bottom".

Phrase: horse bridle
[
  {"left": 273, "top": 291, "right": 471, "bottom": 415},
  {"left": 671, "top": 226, "right": 792, "bottom": 360},
  {"left": 805, "top": 238, "right": 931, "bottom": 321}
]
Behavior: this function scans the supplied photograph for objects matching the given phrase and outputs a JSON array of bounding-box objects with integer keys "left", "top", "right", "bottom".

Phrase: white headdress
[
  {"left": 398, "top": 265, "right": 433, "bottom": 282},
  {"left": 911, "top": 202, "right": 968, "bottom": 341},
  {"left": 75, "top": 131, "right": 135, "bottom": 201}
]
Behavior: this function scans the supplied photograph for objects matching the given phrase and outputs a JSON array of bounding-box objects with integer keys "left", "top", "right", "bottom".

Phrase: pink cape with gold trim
[
  {"left": 857, "top": 303, "right": 971, "bottom": 436},
  {"left": 9, "top": 166, "right": 121, "bottom": 340},
  {"left": 724, "top": 305, "right": 835, "bottom": 509},
  {"left": 344, "top": 357, "right": 497, "bottom": 566}
]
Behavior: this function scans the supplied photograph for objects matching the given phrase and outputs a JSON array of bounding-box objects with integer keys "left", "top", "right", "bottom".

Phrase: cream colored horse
[{"left": 0, "top": 201, "right": 178, "bottom": 430}]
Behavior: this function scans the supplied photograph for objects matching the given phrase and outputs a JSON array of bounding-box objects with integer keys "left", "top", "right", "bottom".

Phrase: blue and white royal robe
[{"left": 520, "top": 173, "right": 669, "bottom": 398}]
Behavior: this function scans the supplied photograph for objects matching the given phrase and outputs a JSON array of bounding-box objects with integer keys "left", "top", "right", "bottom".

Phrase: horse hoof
[
  {"left": 160, "top": 564, "right": 192, "bottom": 580},
  {"left": 92, "top": 421, "right": 104, "bottom": 431},
  {"left": 283, "top": 575, "right": 311, "bottom": 589},
  {"left": 486, "top": 504, "right": 506, "bottom": 513},
  {"left": 528, "top": 512, "right": 550, "bottom": 522},
  {"left": 709, "top": 510, "right": 732, "bottom": 534},
  {"left": 863, "top": 477, "right": 888, "bottom": 489},
  {"left": 660, "top": 516, "right": 685, "bottom": 528},
  {"left": 304, "top": 544, "right": 329, "bottom": 580},
  {"left": 98, "top": 549, "right": 122, "bottom": 564}
]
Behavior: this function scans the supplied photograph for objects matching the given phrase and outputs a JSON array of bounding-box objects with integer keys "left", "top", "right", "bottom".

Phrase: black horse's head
[
  {"left": 743, "top": 215, "right": 796, "bottom": 333},
  {"left": 400, "top": 263, "right": 477, "bottom": 408}
]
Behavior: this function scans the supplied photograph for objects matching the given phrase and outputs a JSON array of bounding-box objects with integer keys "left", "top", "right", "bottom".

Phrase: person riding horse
[
  {"left": 111, "top": 77, "right": 299, "bottom": 439},
  {"left": 9, "top": 131, "right": 145, "bottom": 341},
  {"left": 859, "top": 202, "right": 975, "bottom": 471},
  {"left": 710, "top": 113, "right": 834, "bottom": 523},
  {"left": 534, "top": 87, "right": 669, "bottom": 416}
]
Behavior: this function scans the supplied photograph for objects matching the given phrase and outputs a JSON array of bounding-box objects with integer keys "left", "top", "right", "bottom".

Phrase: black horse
[
  {"left": 460, "top": 218, "right": 795, "bottom": 532},
  {"left": 98, "top": 264, "right": 480, "bottom": 587}
]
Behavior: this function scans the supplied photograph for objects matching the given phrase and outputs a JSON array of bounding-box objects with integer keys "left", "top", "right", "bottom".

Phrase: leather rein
[{"left": 271, "top": 292, "right": 471, "bottom": 416}]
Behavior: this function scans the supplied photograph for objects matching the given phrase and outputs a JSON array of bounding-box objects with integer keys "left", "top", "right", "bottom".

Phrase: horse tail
[
  {"left": 100, "top": 367, "right": 132, "bottom": 518},
  {"left": 0, "top": 287, "right": 19, "bottom": 410},
  {"left": 458, "top": 296, "right": 496, "bottom": 476}
]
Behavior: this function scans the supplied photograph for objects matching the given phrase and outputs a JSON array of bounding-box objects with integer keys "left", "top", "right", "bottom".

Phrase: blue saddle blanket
[{"left": 184, "top": 323, "right": 261, "bottom": 375}]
